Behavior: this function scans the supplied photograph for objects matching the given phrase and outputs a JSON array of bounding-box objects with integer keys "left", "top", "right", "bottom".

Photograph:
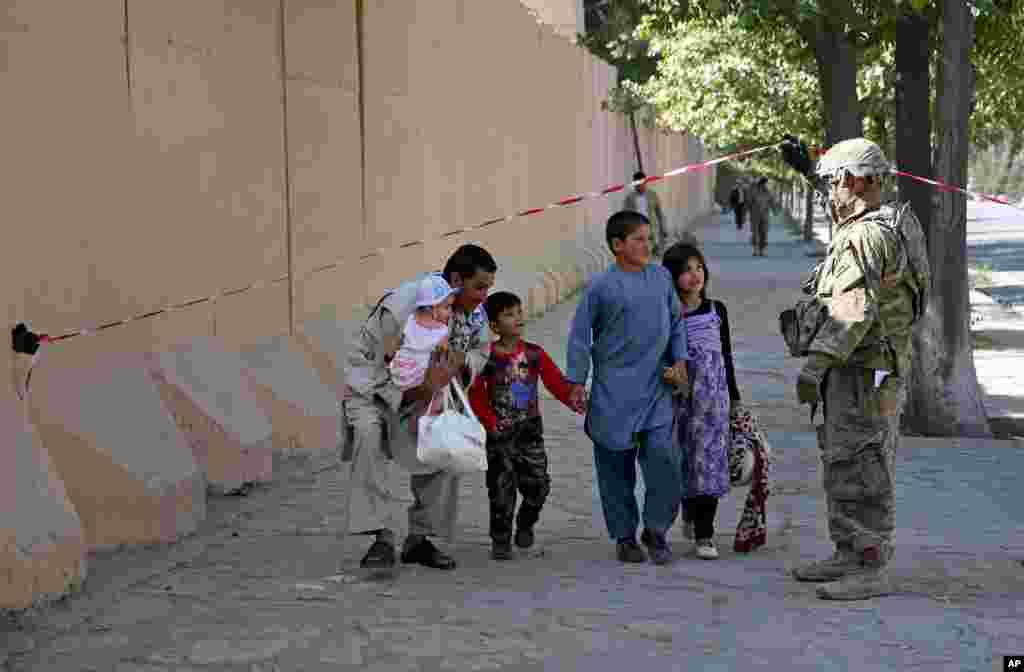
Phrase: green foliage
[
  {"left": 969, "top": 132, "right": 1024, "bottom": 199},
  {"left": 579, "top": 0, "right": 1024, "bottom": 171},
  {"left": 973, "top": 0, "right": 1024, "bottom": 146},
  {"left": 578, "top": 0, "right": 659, "bottom": 85},
  {"left": 637, "top": 17, "right": 823, "bottom": 151}
]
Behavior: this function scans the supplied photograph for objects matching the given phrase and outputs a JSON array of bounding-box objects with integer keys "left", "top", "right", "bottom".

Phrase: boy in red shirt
[{"left": 468, "top": 291, "right": 584, "bottom": 560}]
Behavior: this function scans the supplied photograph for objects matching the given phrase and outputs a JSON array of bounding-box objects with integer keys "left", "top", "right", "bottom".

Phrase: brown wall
[{"left": 2, "top": 0, "right": 715, "bottom": 387}]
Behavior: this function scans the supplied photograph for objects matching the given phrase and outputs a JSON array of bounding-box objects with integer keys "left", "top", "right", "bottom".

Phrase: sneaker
[
  {"left": 616, "top": 539, "right": 648, "bottom": 563},
  {"left": 514, "top": 527, "right": 535, "bottom": 549},
  {"left": 640, "top": 528, "right": 673, "bottom": 566},
  {"left": 491, "top": 541, "right": 514, "bottom": 561},
  {"left": 696, "top": 538, "right": 719, "bottom": 560}
]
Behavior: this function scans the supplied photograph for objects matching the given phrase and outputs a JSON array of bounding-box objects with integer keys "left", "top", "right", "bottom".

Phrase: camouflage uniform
[{"left": 786, "top": 138, "right": 921, "bottom": 600}]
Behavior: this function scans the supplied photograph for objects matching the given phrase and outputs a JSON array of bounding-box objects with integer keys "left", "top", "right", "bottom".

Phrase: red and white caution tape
[
  {"left": 14, "top": 137, "right": 1023, "bottom": 397},
  {"left": 14, "top": 142, "right": 783, "bottom": 350},
  {"left": 890, "top": 169, "right": 1024, "bottom": 210}
]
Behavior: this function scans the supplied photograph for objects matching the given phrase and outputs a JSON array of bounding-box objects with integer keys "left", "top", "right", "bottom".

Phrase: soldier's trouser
[
  {"left": 345, "top": 394, "right": 459, "bottom": 542},
  {"left": 819, "top": 366, "right": 903, "bottom": 562},
  {"left": 734, "top": 205, "right": 745, "bottom": 229},
  {"left": 486, "top": 417, "right": 551, "bottom": 543}
]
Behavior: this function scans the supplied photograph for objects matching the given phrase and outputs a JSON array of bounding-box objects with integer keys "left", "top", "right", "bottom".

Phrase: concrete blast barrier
[
  {"left": 1, "top": 362, "right": 88, "bottom": 611},
  {"left": 238, "top": 335, "right": 342, "bottom": 474},
  {"left": 25, "top": 354, "right": 205, "bottom": 553},
  {"left": 293, "top": 318, "right": 364, "bottom": 397},
  {"left": 152, "top": 338, "right": 274, "bottom": 495}
]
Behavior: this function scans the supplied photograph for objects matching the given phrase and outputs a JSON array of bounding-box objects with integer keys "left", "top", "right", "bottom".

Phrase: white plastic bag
[{"left": 416, "top": 379, "right": 487, "bottom": 474}]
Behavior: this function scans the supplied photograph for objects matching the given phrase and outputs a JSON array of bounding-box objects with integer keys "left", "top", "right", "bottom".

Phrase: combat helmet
[{"left": 815, "top": 137, "right": 891, "bottom": 179}]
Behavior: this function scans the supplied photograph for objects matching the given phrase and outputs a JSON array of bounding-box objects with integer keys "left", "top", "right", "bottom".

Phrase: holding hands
[
  {"left": 663, "top": 360, "right": 690, "bottom": 396},
  {"left": 568, "top": 384, "right": 589, "bottom": 415}
]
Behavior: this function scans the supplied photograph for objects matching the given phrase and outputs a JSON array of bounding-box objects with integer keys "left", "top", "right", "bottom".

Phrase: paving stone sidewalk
[{"left": 3, "top": 214, "right": 1023, "bottom": 672}]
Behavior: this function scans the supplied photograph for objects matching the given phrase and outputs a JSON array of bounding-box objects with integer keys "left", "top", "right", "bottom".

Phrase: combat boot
[
  {"left": 816, "top": 547, "right": 892, "bottom": 600},
  {"left": 792, "top": 545, "right": 859, "bottom": 582}
]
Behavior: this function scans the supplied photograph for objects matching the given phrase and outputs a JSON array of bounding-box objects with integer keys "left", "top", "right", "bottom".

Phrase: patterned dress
[{"left": 675, "top": 302, "right": 731, "bottom": 499}]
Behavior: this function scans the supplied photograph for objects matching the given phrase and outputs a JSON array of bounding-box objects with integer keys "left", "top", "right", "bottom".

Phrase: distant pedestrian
[
  {"left": 623, "top": 171, "right": 668, "bottom": 256},
  {"left": 729, "top": 183, "right": 746, "bottom": 230},
  {"left": 748, "top": 177, "right": 773, "bottom": 256}
]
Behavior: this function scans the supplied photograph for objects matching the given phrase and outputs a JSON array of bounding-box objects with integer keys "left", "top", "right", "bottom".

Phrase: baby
[{"left": 389, "top": 274, "right": 456, "bottom": 418}]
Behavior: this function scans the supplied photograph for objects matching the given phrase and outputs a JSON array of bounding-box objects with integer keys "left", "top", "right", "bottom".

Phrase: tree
[
  {"left": 894, "top": 9, "right": 934, "bottom": 258},
  {"left": 972, "top": 0, "right": 1024, "bottom": 197},
  {"left": 637, "top": 15, "right": 824, "bottom": 238},
  {"left": 904, "top": 0, "right": 992, "bottom": 436},
  {"left": 578, "top": 0, "right": 660, "bottom": 173},
  {"left": 664, "top": 0, "right": 873, "bottom": 145},
  {"left": 640, "top": 17, "right": 822, "bottom": 150},
  {"left": 972, "top": 0, "right": 1024, "bottom": 149},
  {"left": 886, "top": 0, "right": 1024, "bottom": 437}
]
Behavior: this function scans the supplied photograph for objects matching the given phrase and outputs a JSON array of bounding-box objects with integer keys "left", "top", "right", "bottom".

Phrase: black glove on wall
[{"left": 12, "top": 323, "right": 42, "bottom": 355}]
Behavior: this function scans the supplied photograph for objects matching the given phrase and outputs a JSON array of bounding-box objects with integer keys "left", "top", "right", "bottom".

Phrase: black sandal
[{"left": 360, "top": 540, "right": 396, "bottom": 569}]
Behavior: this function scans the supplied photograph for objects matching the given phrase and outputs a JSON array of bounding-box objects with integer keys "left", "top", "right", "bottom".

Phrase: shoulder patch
[{"left": 829, "top": 287, "right": 867, "bottom": 323}]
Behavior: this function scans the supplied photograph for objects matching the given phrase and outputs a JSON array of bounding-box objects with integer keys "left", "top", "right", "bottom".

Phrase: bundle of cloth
[{"left": 728, "top": 404, "right": 773, "bottom": 553}]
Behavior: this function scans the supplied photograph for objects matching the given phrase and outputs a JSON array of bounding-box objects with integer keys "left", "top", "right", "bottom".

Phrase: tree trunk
[
  {"left": 895, "top": 11, "right": 933, "bottom": 236},
  {"left": 812, "top": 22, "right": 864, "bottom": 147},
  {"left": 995, "top": 129, "right": 1023, "bottom": 195},
  {"left": 904, "top": 0, "right": 991, "bottom": 437},
  {"left": 802, "top": 185, "right": 814, "bottom": 241},
  {"left": 628, "top": 108, "right": 644, "bottom": 175},
  {"left": 812, "top": 21, "right": 862, "bottom": 240}
]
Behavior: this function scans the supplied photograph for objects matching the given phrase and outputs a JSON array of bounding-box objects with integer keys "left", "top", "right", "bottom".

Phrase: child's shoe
[
  {"left": 514, "top": 526, "right": 535, "bottom": 549},
  {"left": 616, "top": 539, "right": 648, "bottom": 563},
  {"left": 640, "top": 528, "right": 673, "bottom": 566},
  {"left": 491, "top": 541, "right": 514, "bottom": 561},
  {"left": 696, "top": 538, "right": 719, "bottom": 560}
]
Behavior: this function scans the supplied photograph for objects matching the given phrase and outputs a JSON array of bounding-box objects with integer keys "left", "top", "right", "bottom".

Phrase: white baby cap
[{"left": 416, "top": 273, "right": 454, "bottom": 307}]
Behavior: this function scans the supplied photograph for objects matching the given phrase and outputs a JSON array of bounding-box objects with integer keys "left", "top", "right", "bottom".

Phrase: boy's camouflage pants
[
  {"left": 486, "top": 417, "right": 551, "bottom": 544},
  {"left": 818, "top": 365, "right": 904, "bottom": 563}
]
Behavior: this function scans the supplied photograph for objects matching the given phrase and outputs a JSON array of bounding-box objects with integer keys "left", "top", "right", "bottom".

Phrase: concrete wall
[
  {"left": 519, "top": 0, "right": 585, "bottom": 40},
  {"left": 1, "top": 0, "right": 716, "bottom": 611},
  {"left": 2, "top": 0, "right": 713, "bottom": 351}
]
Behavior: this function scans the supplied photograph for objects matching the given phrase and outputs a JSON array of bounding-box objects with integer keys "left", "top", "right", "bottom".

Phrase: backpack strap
[{"left": 846, "top": 240, "right": 900, "bottom": 377}]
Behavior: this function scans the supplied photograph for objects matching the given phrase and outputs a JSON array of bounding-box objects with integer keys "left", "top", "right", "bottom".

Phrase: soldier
[
  {"left": 729, "top": 182, "right": 746, "bottom": 230},
  {"left": 780, "top": 136, "right": 930, "bottom": 600}
]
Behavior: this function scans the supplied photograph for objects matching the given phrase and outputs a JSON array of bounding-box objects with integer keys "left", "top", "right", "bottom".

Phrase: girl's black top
[{"left": 683, "top": 298, "right": 741, "bottom": 402}]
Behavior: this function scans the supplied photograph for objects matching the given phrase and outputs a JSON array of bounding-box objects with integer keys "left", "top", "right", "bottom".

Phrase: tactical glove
[{"left": 780, "top": 135, "right": 813, "bottom": 178}]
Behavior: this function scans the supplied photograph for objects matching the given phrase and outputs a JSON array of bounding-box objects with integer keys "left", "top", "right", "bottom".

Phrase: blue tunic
[{"left": 566, "top": 263, "right": 688, "bottom": 451}]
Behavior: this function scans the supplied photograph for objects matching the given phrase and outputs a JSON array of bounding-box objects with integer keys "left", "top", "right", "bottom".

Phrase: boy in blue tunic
[{"left": 566, "top": 210, "right": 690, "bottom": 564}]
